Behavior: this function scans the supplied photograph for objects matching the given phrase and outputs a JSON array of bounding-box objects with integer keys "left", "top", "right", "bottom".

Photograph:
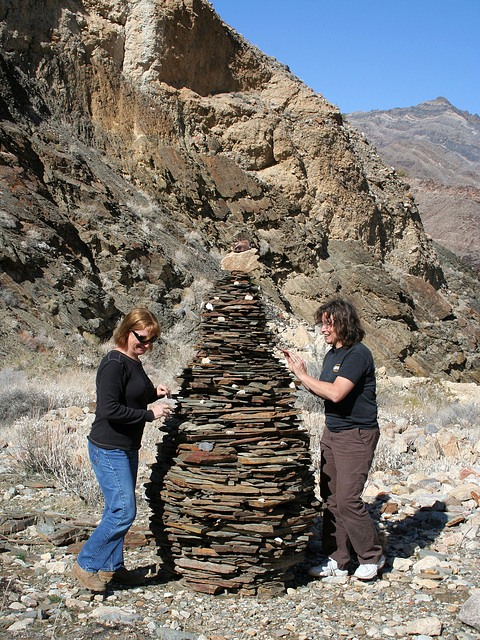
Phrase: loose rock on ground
[{"left": 0, "top": 402, "right": 479, "bottom": 640}]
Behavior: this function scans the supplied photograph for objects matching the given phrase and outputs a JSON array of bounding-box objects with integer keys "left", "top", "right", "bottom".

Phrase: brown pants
[{"left": 320, "top": 427, "right": 382, "bottom": 569}]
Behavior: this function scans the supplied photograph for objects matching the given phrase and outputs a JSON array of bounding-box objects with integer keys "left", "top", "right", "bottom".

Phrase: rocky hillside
[
  {"left": 347, "top": 98, "right": 480, "bottom": 270},
  {"left": 0, "top": 0, "right": 479, "bottom": 381}
]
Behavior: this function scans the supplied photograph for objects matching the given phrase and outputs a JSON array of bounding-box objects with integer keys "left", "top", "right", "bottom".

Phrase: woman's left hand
[
  {"left": 282, "top": 349, "right": 307, "bottom": 376},
  {"left": 156, "top": 383, "right": 172, "bottom": 398}
]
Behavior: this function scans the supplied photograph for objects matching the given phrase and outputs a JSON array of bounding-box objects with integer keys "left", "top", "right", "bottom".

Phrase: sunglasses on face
[{"left": 131, "top": 329, "right": 158, "bottom": 344}]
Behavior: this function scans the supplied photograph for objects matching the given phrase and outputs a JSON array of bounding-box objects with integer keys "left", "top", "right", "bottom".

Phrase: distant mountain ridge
[
  {"left": 347, "top": 97, "right": 480, "bottom": 187},
  {"left": 347, "top": 98, "right": 480, "bottom": 269}
]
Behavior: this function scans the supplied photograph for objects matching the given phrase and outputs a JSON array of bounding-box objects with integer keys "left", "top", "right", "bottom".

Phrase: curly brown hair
[
  {"left": 113, "top": 308, "right": 161, "bottom": 350},
  {"left": 314, "top": 299, "right": 365, "bottom": 349}
]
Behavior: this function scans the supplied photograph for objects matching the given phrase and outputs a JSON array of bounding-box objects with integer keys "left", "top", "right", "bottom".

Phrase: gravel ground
[{"left": 1, "top": 422, "right": 479, "bottom": 640}]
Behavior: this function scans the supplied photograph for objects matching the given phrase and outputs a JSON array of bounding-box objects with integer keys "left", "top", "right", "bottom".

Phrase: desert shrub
[
  {"left": 0, "top": 286, "right": 17, "bottom": 307},
  {"left": 0, "top": 369, "right": 50, "bottom": 428},
  {"left": 14, "top": 413, "right": 101, "bottom": 504},
  {"left": 375, "top": 378, "right": 480, "bottom": 474},
  {"left": 154, "top": 323, "right": 197, "bottom": 388},
  {"left": 370, "top": 434, "right": 406, "bottom": 473},
  {"left": 0, "top": 368, "right": 94, "bottom": 432},
  {"left": 147, "top": 277, "right": 213, "bottom": 387},
  {"left": 41, "top": 375, "right": 93, "bottom": 409},
  {"left": 303, "top": 377, "right": 480, "bottom": 480},
  {"left": 0, "top": 388, "right": 51, "bottom": 428},
  {"left": 376, "top": 378, "right": 448, "bottom": 425},
  {"left": 0, "top": 367, "right": 98, "bottom": 501},
  {"left": 184, "top": 230, "right": 206, "bottom": 251},
  {"left": 436, "top": 402, "right": 480, "bottom": 431},
  {"left": 377, "top": 378, "right": 480, "bottom": 436}
]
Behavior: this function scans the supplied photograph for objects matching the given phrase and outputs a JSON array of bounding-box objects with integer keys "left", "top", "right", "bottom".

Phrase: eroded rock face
[{"left": 0, "top": 0, "right": 479, "bottom": 380}]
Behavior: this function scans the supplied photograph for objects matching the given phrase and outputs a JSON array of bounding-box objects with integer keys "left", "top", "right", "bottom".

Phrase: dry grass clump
[
  {"left": 3, "top": 363, "right": 170, "bottom": 505},
  {"left": 0, "top": 367, "right": 98, "bottom": 502},
  {"left": 0, "top": 388, "right": 50, "bottom": 428},
  {"left": 14, "top": 412, "right": 102, "bottom": 504},
  {"left": 144, "top": 277, "right": 210, "bottom": 384},
  {"left": 377, "top": 378, "right": 449, "bottom": 426},
  {"left": 369, "top": 435, "right": 407, "bottom": 474},
  {"left": 0, "top": 369, "right": 50, "bottom": 427},
  {"left": 436, "top": 401, "right": 480, "bottom": 435},
  {"left": 377, "top": 378, "right": 480, "bottom": 440},
  {"left": 0, "top": 368, "right": 94, "bottom": 429}
]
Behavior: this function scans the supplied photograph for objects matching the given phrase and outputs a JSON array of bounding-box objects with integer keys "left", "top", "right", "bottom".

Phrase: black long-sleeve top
[{"left": 88, "top": 350, "right": 158, "bottom": 451}]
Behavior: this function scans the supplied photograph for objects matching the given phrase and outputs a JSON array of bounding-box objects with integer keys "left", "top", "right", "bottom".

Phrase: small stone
[
  {"left": 6, "top": 619, "right": 35, "bottom": 632},
  {"left": 405, "top": 616, "right": 442, "bottom": 636},
  {"left": 46, "top": 561, "right": 67, "bottom": 574},
  {"left": 393, "top": 557, "right": 413, "bottom": 572},
  {"left": 459, "top": 594, "right": 480, "bottom": 631},
  {"left": 413, "top": 577, "right": 442, "bottom": 589},
  {"left": 412, "top": 556, "right": 448, "bottom": 573},
  {"left": 65, "top": 598, "right": 89, "bottom": 610}
]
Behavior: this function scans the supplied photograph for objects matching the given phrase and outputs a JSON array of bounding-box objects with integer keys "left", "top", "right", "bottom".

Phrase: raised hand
[{"left": 156, "top": 383, "right": 172, "bottom": 398}]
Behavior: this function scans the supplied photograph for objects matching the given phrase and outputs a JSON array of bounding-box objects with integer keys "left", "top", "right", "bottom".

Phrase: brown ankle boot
[
  {"left": 72, "top": 562, "right": 106, "bottom": 592},
  {"left": 97, "top": 570, "right": 115, "bottom": 585},
  {"left": 99, "top": 567, "right": 145, "bottom": 586}
]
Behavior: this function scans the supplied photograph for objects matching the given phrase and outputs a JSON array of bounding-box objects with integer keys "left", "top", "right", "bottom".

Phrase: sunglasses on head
[{"left": 131, "top": 329, "right": 158, "bottom": 344}]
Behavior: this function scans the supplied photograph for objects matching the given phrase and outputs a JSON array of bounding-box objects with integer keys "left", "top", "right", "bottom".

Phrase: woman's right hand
[{"left": 152, "top": 403, "right": 172, "bottom": 420}]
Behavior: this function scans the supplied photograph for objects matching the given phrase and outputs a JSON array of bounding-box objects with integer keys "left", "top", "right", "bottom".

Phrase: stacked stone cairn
[{"left": 146, "top": 269, "right": 316, "bottom": 595}]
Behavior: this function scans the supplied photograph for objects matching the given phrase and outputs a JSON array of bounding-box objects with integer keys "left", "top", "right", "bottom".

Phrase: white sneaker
[
  {"left": 309, "top": 557, "right": 348, "bottom": 578},
  {"left": 353, "top": 555, "right": 386, "bottom": 580}
]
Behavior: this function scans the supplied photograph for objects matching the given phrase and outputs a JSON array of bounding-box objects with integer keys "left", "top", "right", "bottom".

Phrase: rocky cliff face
[
  {"left": 0, "top": 0, "right": 479, "bottom": 381},
  {"left": 347, "top": 98, "right": 480, "bottom": 270}
]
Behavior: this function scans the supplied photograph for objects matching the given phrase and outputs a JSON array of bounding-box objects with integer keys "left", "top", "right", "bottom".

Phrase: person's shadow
[{"left": 289, "top": 493, "right": 450, "bottom": 587}]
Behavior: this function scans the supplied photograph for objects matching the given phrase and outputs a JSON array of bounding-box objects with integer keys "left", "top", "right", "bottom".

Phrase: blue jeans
[{"left": 77, "top": 442, "right": 138, "bottom": 572}]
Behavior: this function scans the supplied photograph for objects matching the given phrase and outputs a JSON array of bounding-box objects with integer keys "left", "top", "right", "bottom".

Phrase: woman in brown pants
[{"left": 283, "top": 299, "right": 384, "bottom": 580}]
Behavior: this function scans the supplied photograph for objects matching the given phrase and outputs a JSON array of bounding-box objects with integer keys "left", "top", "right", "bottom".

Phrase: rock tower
[{"left": 146, "top": 267, "right": 315, "bottom": 595}]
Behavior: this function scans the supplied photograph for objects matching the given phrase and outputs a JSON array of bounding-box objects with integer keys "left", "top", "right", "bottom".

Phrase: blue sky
[{"left": 210, "top": 0, "right": 480, "bottom": 115}]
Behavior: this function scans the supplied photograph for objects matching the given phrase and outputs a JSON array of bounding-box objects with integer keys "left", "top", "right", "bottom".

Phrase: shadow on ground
[{"left": 289, "top": 495, "right": 450, "bottom": 587}]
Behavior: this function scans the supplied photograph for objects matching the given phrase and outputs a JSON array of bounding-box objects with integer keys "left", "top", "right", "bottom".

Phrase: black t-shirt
[
  {"left": 88, "top": 350, "right": 158, "bottom": 451},
  {"left": 320, "top": 342, "right": 378, "bottom": 432}
]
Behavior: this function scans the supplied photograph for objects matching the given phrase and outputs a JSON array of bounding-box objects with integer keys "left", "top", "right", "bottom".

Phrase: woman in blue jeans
[
  {"left": 284, "top": 299, "right": 384, "bottom": 581},
  {"left": 72, "top": 309, "right": 171, "bottom": 592}
]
